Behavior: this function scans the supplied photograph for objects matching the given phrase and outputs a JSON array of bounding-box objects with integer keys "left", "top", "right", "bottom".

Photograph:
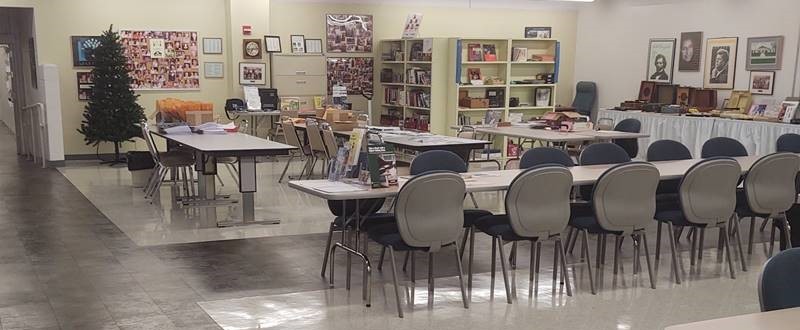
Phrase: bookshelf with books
[
  {"left": 447, "top": 37, "right": 560, "bottom": 158},
  {"left": 376, "top": 38, "right": 448, "bottom": 133}
]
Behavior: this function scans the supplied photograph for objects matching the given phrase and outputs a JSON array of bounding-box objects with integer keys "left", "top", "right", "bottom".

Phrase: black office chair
[
  {"left": 759, "top": 248, "right": 800, "bottom": 312},
  {"left": 612, "top": 118, "right": 642, "bottom": 158},
  {"left": 320, "top": 198, "right": 392, "bottom": 277},
  {"left": 647, "top": 140, "right": 693, "bottom": 259},
  {"left": 519, "top": 147, "right": 575, "bottom": 169},
  {"left": 701, "top": 137, "right": 748, "bottom": 158},
  {"left": 572, "top": 81, "right": 597, "bottom": 118}
]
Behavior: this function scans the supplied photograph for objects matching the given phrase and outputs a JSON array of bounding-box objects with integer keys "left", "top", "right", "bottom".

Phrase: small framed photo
[
  {"left": 749, "top": 71, "right": 775, "bottom": 95},
  {"left": 264, "top": 35, "right": 282, "bottom": 53},
  {"left": 524, "top": 27, "right": 552, "bottom": 39},
  {"left": 242, "top": 39, "right": 262, "bottom": 59},
  {"left": 290, "top": 35, "right": 305, "bottom": 53},
  {"left": 204, "top": 62, "right": 224, "bottom": 78},
  {"left": 202, "top": 37, "right": 223, "bottom": 54},
  {"left": 305, "top": 39, "right": 323, "bottom": 54},
  {"left": 638, "top": 81, "right": 657, "bottom": 102},
  {"left": 71, "top": 36, "right": 101, "bottom": 67},
  {"left": 76, "top": 71, "right": 94, "bottom": 101},
  {"left": 76, "top": 71, "right": 93, "bottom": 84},
  {"left": 239, "top": 62, "right": 266, "bottom": 85},
  {"left": 746, "top": 36, "right": 783, "bottom": 71}
]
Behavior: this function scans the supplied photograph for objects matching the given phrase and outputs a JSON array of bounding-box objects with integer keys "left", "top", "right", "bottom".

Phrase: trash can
[{"left": 127, "top": 151, "right": 156, "bottom": 188}]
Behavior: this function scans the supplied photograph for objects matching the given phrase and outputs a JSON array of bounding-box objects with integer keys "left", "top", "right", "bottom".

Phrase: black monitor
[{"left": 258, "top": 88, "right": 278, "bottom": 111}]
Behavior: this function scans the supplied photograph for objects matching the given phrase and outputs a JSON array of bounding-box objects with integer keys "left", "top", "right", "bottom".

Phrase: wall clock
[{"left": 243, "top": 39, "right": 262, "bottom": 59}]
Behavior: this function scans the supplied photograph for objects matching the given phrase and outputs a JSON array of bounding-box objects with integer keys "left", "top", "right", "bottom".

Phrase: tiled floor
[{"left": 0, "top": 121, "right": 778, "bottom": 329}]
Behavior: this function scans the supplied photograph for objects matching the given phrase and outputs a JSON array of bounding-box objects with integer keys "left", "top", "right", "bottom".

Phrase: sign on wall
[{"left": 119, "top": 30, "right": 200, "bottom": 90}]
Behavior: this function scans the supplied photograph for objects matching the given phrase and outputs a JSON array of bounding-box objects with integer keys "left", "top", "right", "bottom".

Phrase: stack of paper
[
  {"left": 196, "top": 122, "right": 236, "bottom": 134},
  {"left": 164, "top": 125, "right": 192, "bottom": 135}
]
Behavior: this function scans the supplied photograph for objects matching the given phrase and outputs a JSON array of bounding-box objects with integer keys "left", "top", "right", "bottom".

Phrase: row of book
[
  {"left": 383, "top": 87, "right": 403, "bottom": 105},
  {"left": 406, "top": 67, "right": 431, "bottom": 85},
  {"left": 403, "top": 113, "right": 430, "bottom": 132},
  {"left": 407, "top": 90, "right": 431, "bottom": 109},
  {"left": 380, "top": 69, "right": 403, "bottom": 84}
]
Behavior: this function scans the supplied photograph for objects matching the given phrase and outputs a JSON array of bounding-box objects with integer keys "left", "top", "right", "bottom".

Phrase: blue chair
[
  {"left": 702, "top": 137, "right": 748, "bottom": 158},
  {"left": 647, "top": 140, "right": 693, "bottom": 259},
  {"left": 572, "top": 81, "right": 597, "bottom": 117},
  {"left": 777, "top": 133, "right": 800, "bottom": 194},
  {"left": 519, "top": 147, "right": 575, "bottom": 169},
  {"left": 613, "top": 118, "right": 642, "bottom": 159},
  {"left": 759, "top": 248, "right": 800, "bottom": 311}
]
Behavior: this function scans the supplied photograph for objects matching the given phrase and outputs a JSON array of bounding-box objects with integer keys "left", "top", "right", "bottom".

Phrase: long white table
[
  {"left": 665, "top": 307, "right": 800, "bottom": 330},
  {"left": 599, "top": 109, "right": 800, "bottom": 157},
  {"left": 153, "top": 131, "right": 296, "bottom": 226}
]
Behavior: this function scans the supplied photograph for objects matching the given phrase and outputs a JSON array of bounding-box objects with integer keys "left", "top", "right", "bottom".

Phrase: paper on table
[
  {"left": 164, "top": 125, "right": 192, "bottom": 135},
  {"left": 303, "top": 181, "right": 368, "bottom": 193}
]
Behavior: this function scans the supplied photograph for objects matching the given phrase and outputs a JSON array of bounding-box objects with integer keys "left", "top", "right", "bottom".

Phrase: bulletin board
[{"left": 119, "top": 30, "right": 200, "bottom": 90}]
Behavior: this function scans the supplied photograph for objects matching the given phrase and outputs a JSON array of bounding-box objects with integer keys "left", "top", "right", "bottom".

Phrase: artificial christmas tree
[{"left": 78, "top": 25, "right": 145, "bottom": 165}]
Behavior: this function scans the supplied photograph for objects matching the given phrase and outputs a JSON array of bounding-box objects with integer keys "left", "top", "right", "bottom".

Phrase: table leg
[{"left": 217, "top": 155, "right": 280, "bottom": 227}]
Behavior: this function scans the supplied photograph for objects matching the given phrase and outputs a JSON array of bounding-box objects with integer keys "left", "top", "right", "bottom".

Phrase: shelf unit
[
  {"left": 446, "top": 37, "right": 560, "bottom": 158},
  {"left": 375, "top": 38, "right": 449, "bottom": 134}
]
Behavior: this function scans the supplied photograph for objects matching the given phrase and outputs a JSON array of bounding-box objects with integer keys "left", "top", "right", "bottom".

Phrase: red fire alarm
[{"left": 242, "top": 25, "right": 252, "bottom": 35}]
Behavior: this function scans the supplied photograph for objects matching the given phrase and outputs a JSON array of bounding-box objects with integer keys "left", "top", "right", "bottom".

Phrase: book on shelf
[
  {"left": 512, "top": 47, "right": 528, "bottom": 62},
  {"left": 383, "top": 87, "right": 404, "bottom": 105},
  {"left": 482, "top": 44, "right": 497, "bottom": 61},
  {"left": 531, "top": 54, "right": 555, "bottom": 62},
  {"left": 468, "top": 43, "right": 483, "bottom": 62},
  {"left": 409, "top": 42, "right": 432, "bottom": 61},
  {"left": 406, "top": 67, "right": 431, "bottom": 85},
  {"left": 380, "top": 69, "right": 403, "bottom": 83},
  {"left": 407, "top": 90, "right": 431, "bottom": 109},
  {"left": 381, "top": 42, "right": 404, "bottom": 61},
  {"left": 404, "top": 113, "right": 430, "bottom": 131}
]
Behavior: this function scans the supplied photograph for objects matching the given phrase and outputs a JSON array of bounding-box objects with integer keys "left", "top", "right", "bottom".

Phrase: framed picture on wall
[
  {"left": 305, "top": 39, "right": 323, "bottom": 54},
  {"left": 264, "top": 35, "right": 282, "bottom": 53},
  {"left": 71, "top": 36, "right": 102, "bottom": 67},
  {"left": 646, "top": 38, "right": 676, "bottom": 83},
  {"left": 326, "top": 14, "right": 373, "bottom": 53},
  {"left": 202, "top": 38, "right": 223, "bottom": 54},
  {"left": 242, "top": 39, "right": 262, "bottom": 59},
  {"left": 290, "top": 35, "right": 306, "bottom": 53},
  {"left": 524, "top": 27, "right": 552, "bottom": 39},
  {"left": 204, "top": 62, "right": 224, "bottom": 78},
  {"left": 239, "top": 62, "right": 266, "bottom": 85},
  {"left": 749, "top": 71, "right": 775, "bottom": 95},
  {"left": 746, "top": 36, "right": 784, "bottom": 71},
  {"left": 678, "top": 32, "right": 702, "bottom": 71},
  {"left": 704, "top": 37, "right": 738, "bottom": 89},
  {"left": 76, "top": 71, "right": 94, "bottom": 101}
]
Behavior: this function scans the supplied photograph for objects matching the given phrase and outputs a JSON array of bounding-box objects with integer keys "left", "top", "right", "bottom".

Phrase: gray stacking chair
[
  {"left": 759, "top": 247, "right": 800, "bottom": 312},
  {"left": 655, "top": 157, "right": 743, "bottom": 283},
  {"left": 475, "top": 165, "right": 579, "bottom": 303},
  {"left": 278, "top": 121, "right": 312, "bottom": 182},
  {"left": 366, "top": 172, "right": 469, "bottom": 318},
  {"left": 570, "top": 162, "right": 660, "bottom": 292},
  {"left": 305, "top": 121, "right": 329, "bottom": 179},
  {"left": 737, "top": 153, "right": 800, "bottom": 256},
  {"left": 140, "top": 122, "right": 195, "bottom": 202}
]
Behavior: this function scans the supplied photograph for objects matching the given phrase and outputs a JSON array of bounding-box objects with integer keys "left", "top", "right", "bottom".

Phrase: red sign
[{"left": 242, "top": 25, "right": 252, "bottom": 35}]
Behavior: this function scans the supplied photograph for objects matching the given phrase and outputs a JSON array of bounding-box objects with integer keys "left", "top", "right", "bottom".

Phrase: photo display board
[{"left": 120, "top": 30, "right": 200, "bottom": 90}]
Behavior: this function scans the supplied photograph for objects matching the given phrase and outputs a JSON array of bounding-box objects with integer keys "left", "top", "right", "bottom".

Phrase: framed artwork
[
  {"left": 638, "top": 81, "right": 656, "bottom": 102},
  {"left": 779, "top": 100, "right": 800, "bottom": 123},
  {"left": 402, "top": 13, "right": 423, "bottom": 39},
  {"left": 746, "top": 36, "right": 784, "bottom": 71},
  {"left": 678, "top": 32, "right": 702, "bottom": 71},
  {"left": 76, "top": 72, "right": 94, "bottom": 101},
  {"left": 749, "top": 71, "right": 775, "bottom": 95},
  {"left": 239, "top": 62, "right": 266, "bottom": 85},
  {"left": 646, "top": 38, "right": 676, "bottom": 83},
  {"left": 467, "top": 68, "right": 482, "bottom": 84},
  {"left": 524, "top": 27, "right": 552, "bottom": 39},
  {"left": 326, "top": 14, "right": 373, "bottom": 53},
  {"left": 71, "top": 36, "right": 102, "bottom": 67},
  {"left": 202, "top": 38, "right": 223, "bottom": 54},
  {"left": 467, "top": 43, "right": 482, "bottom": 62},
  {"left": 264, "top": 35, "right": 282, "bottom": 53},
  {"left": 326, "top": 57, "right": 373, "bottom": 95},
  {"left": 204, "top": 62, "right": 224, "bottom": 78},
  {"left": 290, "top": 35, "right": 305, "bottom": 53},
  {"left": 704, "top": 37, "right": 738, "bottom": 89},
  {"left": 676, "top": 86, "right": 693, "bottom": 106},
  {"left": 242, "top": 39, "right": 262, "bottom": 59},
  {"left": 119, "top": 30, "right": 200, "bottom": 90},
  {"left": 305, "top": 39, "right": 323, "bottom": 54}
]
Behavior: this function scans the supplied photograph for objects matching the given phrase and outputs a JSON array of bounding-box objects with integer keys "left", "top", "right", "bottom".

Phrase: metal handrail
[{"left": 20, "top": 103, "right": 46, "bottom": 168}]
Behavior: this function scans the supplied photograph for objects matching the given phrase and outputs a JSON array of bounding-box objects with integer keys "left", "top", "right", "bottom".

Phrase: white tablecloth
[{"left": 597, "top": 110, "right": 800, "bottom": 157}]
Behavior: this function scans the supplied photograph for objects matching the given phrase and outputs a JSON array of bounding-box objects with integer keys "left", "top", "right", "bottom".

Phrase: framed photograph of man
[
  {"left": 326, "top": 14, "right": 373, "bottom": 53},
  {"left": 71, "top": 36, "right": 102, "bottom": 67},
  {"left": 239, "top": 62, "right": 266, "bottom": 85},
  {"left": 646, "top": 38, "right": 676, "bottom": 83},
  {"left": 749, "top": 71, "right": 775, "bottom": 95},
  {"left": 746, "top": 36, "right": 783, "bottom": 71},
  {"left": 704, "top": 37, "right": 738, "bottom": 89},
  {"left": 678, "top": 32, "right": 702, "bottom": 71}
]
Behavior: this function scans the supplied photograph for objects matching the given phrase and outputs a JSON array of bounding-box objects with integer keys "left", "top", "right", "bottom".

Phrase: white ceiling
[{"left": 272, "top": 0, "right": 596, "bottom": 10}]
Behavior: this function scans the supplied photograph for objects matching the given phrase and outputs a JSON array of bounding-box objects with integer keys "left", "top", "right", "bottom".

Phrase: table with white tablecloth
[{"left": 598, "top": 109, "right": 800, "bottom": 157}]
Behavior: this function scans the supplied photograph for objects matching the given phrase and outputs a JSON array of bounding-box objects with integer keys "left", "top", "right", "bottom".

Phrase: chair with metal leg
[
  {"left": 759, "top": 247, "right": 800, "bottom": 312},
  {"left": 475, "top": 165, "right": 581, "bottom": 303},
  {"left": 569, "top": 162, "right": 660, "bottom": 292},
  {"left": 655, "top": 157, "right": 743, "bottom": 283},
  {"left": 320, "top": 198, "right": 391, "bottom": 277},
  {"left": 140, "top": 122, "right": 195, "bottom": 201},
  {"left": 278, "top": 121, "right": 312, "bottom": 182},
  {"left": 647, "top": 140, "right": 693, "bottom": 260},
  {"left": 736, "top": 153, "right": 800, "bottom": 256},
  {"left": 366, "top": 172, "right": 469, "bottom": 318},
  {"left": 305, "top": 121, "right": 329, "bottom": 179}
]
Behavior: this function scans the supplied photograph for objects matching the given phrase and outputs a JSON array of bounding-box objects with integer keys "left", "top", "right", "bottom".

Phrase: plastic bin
[{"left": 127, "top": 151, "right": 155, "bottom": 188}]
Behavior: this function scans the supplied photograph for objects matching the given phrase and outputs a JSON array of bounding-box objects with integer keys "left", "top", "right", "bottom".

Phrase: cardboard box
[
  {"left": 185, "top": 110, "right": 214, "bottom": 126},
  {"left": 323, "top": 109, "right": 355, "bottom": 123},
  {"left": 329, "top": 121, "right": 357, "bottom": 132}
]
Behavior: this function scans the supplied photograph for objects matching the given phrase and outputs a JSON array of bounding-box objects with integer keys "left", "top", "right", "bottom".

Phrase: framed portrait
[
  {"left": 326, "top": 57, "right": 373, "bottom": 95},
  {"left": 264, "top": 35, "right": 282, "bottom": 53},
  {"left": 204, "top": 62, "right": 224, "bottom": 78},
  {"left": 242, "top": 39, "right": 262, "bottom": 59},
  {"left": 638, "top": 81, "right": 656, "bottom": 102},
  {"left": 326, "top": 14, "right": 373, "bottom": 53},
  {"left": 646, "top": 38, "right": 676, "bottom": 83},
  {"left": 202, "top": 38, "right": 223, "bottom": 54},
  {"left": 305, "top": 39, "right": 323, "bottom": 54},
  {"left": 678, "top": 32, "right": 702, "bottom": 71},
  {"left": 76, "top": 71, "right": 94, "bottom": 101},
  {"left": 704, "top": 37, "right": 738, "bottom": 89},
  {"left": 524, "top": 27, "right": 552, "bottom": 39},
  {"left": 746, "top": 36, "right": 784, "bottom": 71},
  {"left": 676, "top": 86, "right": 693, "bottom": 106},
  {"left": 71, "top": 36, "right": 101, "bottom": 67},
  {"left": 119, "top": 30, "right": 200, "bottom": 90},
  {"left": 290, "top": 35, "right": 305, "bottom": 53},
  {"left": 239, "top": 62, "right": 266, "bottom": 85},
  {"left": 749, "top": 71, "right": 775, "bottom": 95}
]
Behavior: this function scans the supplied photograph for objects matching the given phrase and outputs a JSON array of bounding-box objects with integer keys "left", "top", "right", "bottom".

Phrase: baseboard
[
  {"left": 64, "top": 153, "right": 117, "bottom": 161},
  {"left": 47, "top": 160, "right": 66, "bottom": 167}
]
